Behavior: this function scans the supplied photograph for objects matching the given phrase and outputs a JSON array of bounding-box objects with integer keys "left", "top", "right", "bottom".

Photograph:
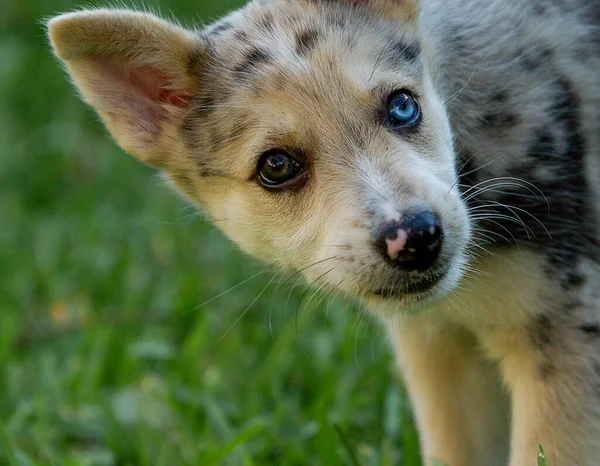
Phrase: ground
[{"left": 0, "top": 0, "right": 421, "bottom": 464}]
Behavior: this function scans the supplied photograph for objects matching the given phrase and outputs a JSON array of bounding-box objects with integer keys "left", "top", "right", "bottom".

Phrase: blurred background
[{"left": 0, "top": 0, "right": 421, "bottom": 464}]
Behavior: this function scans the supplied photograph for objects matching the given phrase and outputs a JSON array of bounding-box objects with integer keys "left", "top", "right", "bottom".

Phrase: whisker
[
  {"left": 186, "top": 270, "right": 265, "bottom": 312},
  {"left": 473, "top": 218, "right": 520, "bottom": 246},
  {"left": 323, "top": 279, "right": 345, "bottom": 324},
  {"left": 462, "top": 176, "right": 549, "bottom": 212},
  {"left": 216, "top": 272, "right": 279, "bottom": 343},
  {"left": 471, "top": 226, "right": 512, "bottom": 243},
  {"left": 470, "top": 212, "right": 533, "bottom": 239},
  {"left": 470, "top": 200, "right": 551, "bottom": 238},
  {"left": 267, "top": 271, "right": 285, "bottom": 340},
  {"left": 280, "top": 256, "right": 339, "bottom": 290},
  {"left": 295, "top": 268, "right": 336, "bottom": 337}
]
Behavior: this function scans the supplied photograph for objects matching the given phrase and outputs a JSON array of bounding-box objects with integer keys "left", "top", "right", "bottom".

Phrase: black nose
[{"left": 378, "top": 211, "right": 443, "bottom": 271}]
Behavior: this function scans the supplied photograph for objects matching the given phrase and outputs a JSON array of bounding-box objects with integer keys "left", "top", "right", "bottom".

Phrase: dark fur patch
[
  {"left": 295, "top": 28, "right": 320, "bottom": 55},
  {"left": 234, "top": 48, "right": 272, "bottom": 78},
  {"left": 531, "top": 314, "right": 553, "bottom": 348},
  {"left": 181, "top": 94, "right": 216, "bottom": 149},
  {"left": 189, "top": 94, "right": 216, "bottom": 120},
  {"left": 258, "top": 14, "right": 274, "bottom": 33},
  {"left": 530, "top": 314, "right": 558, "bottom": 378},
  {"left": 187, "top": 43, "right": 212, "bottom": 76},
  {"left": 579, "top": 323, "right": 600, "bottom": 335},
  {"left": 490, "top": 90, "right": 509, "bottom": 103},
  {"left": 526, "top": 130, "right": 555, "bottom": 159},
  {"left": 561, "top": 270, "right": 586, "bottom": 289},
  {"left": 385, "top": 41, "right": 421, "bottom": 67},
  {"left": 519, "top": 47, "right": 552, "bottom": 71},
  {"left": 481, "top": 111, "right": 518, "bottom": 129},
  {"left": 210, "top": 21, "right": 233, "bottom": 35},
  {"left": 170, "top": 171, "right": 196, "bottom": 192},
  {"left": 234, "top": 30, "right": 250, "bottom": 43},
  {"left": 532, "top": 3, "right": 548, "bottom": 16},
  {"left": 538, "top": 361, "right": 556, "bottom": 378},
  {"left": 465, "top": 75, "right": 599, "bottom": 275}
]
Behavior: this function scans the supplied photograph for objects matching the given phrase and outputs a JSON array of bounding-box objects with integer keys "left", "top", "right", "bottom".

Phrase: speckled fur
[{"left": 48, "top": 0, "right": 600, "bottom": 464}]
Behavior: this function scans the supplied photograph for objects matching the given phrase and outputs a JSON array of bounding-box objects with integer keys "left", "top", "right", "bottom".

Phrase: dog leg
[
  {"left": 484, "top": 320, "right": 600, "bottom": 466},
  {"left": 388, "top": 317, "right": 510, "bottom": 466}
]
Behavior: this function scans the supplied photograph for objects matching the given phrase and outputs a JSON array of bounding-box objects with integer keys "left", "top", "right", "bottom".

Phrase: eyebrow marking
[
  {"left": 385, "top": 41, "right": 421, "bottom": 67},
  {"left": 234, "top": 47, "right": 272, "bottom": 78}
]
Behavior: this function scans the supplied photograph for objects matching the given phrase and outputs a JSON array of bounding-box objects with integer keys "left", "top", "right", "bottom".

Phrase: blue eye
[{"left": 387, "top": 91, "right": 421, "bottom": 128}]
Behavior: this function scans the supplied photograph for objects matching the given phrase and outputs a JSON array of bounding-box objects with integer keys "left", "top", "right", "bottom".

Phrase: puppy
[{"left": 48, "top": 0, "right": 600, "bottom": 463}]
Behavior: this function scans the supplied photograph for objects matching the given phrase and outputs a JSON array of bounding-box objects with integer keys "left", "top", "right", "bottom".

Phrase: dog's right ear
[{"left": 48, "top": 10, "right": 208, "bottom": 167}]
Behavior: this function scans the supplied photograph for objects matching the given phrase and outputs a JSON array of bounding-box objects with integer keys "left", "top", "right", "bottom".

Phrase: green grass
[
  {"left": 538, "top": 446, "right": 548, "bottom": 466},
  {"left": 0, "top": 1, "right": 423, "bottom": 464}
]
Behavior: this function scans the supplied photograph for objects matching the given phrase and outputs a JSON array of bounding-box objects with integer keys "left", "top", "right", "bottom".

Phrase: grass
[
  {"left": 538, "top": 446, "right": 548, "bottom": 466},
  {"left": 0, "top": 0, "right": 423, "bottom": 464}
]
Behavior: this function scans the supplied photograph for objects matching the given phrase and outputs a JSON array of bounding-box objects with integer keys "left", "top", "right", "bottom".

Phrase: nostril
[{"left": 380, "top": 211, "right": 443, "bottom": 271}]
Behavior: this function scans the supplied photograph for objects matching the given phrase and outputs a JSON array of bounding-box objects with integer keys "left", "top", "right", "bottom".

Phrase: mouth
[
  {"left": 366, "top": 262, "right": 449, "bottom": 301},
  {"left": 370, "top": 277, "right": 440, "bottom": 299}
]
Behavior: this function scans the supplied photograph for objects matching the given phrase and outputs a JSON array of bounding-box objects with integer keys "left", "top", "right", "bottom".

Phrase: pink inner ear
[
  {"left": 131, "top": 65, "right": 193, "bottom": 107},
  {"left": 97, "top": 59, "right": 193, "bottom": 130}
]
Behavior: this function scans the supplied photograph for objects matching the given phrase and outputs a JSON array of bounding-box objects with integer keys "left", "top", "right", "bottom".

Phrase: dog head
[{"left": 48, "top": 0, "right": 470, "bottom": 315}]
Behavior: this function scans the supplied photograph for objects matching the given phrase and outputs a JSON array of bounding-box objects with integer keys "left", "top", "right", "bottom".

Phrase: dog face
[{"left": 48, "top": 0, "right": 470, "bottom": 315}]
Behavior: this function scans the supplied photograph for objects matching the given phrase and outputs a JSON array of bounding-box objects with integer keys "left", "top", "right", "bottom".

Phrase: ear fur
[{"left": 48, "top": 10, "right": 206, "bottom": 166}]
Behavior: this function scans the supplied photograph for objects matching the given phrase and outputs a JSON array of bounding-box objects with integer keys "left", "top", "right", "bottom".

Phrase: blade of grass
[
  {"left": 538, "top": 445, "right": 548, "bottom": 466},
  {"left": 333, "top": 423, "right": 361, "bottom": 466},
  {"left": 0, "top": 423, "right": 19, "bottom": 466}
]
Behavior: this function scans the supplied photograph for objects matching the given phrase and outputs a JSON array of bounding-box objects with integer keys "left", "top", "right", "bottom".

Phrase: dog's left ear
[{"left": 48, "top": 10, "right": 207, "bottom": 168}]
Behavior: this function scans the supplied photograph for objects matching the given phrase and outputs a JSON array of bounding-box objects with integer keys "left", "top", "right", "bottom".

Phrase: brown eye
[{"left": 257, "top": 151, "right": 305, "bottom": 189}]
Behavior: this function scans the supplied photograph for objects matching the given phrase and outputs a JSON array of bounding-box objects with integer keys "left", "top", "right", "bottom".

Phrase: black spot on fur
[
  {"left": 258, "top": 14, "right": 274, "bottom": 33},
  {"left": 210, "top": 21, "right": 233, "bottom": 35},
  {"left": 234, "top": 48, "right": 272, "bottom": 78},
  {"left": 481, "top": 112, "right": 518, "bottom": 129},
  {"left": 538, "top": 361, "right": 556, "bottom": 378},
  {"left": 181, "top": 94, "right": 216, "bottom": 148},
  {"left": 532, "top": 3, "right": 548, "bottom": 16},
  {"left": 170, "top": 171, "right": 196, "bottom": 192},
  {"left": 491, "top": 90, "right": 509, "bottom": 103},
  {"left": 234, "top": 30, "right": 250, "bottom": 43},
  {"left": 526, "top": 130, "right": 555, "bottom": 159},
  {"left": 187, "top": 42, "right": 213, "bottom": 76},
  {"left": 386, "top": 41, "right": 421, "bottom": 67},
  {"left": 295, "top": 28, "right": 320, "bottom": 55},
  {"left": 578, "top": 323, "right": 600, "bottom": 336},
  {"left": 561, "top": 270, "right": 586, "bottom": 289},
  {"left": 189, "top": 94, "right": 216, "bottom": 120},
  {"left": 519, "top": 47, "right": 552, "bottom": 71},
  {"left": 530, "top": 314, "right": 558, "bottom": 378},
  {"left": 466, "top": 75, "right": 599, "bottom": 273},
  {"left": 531, "top": 314, "right": 553, "bottom": 348}
]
